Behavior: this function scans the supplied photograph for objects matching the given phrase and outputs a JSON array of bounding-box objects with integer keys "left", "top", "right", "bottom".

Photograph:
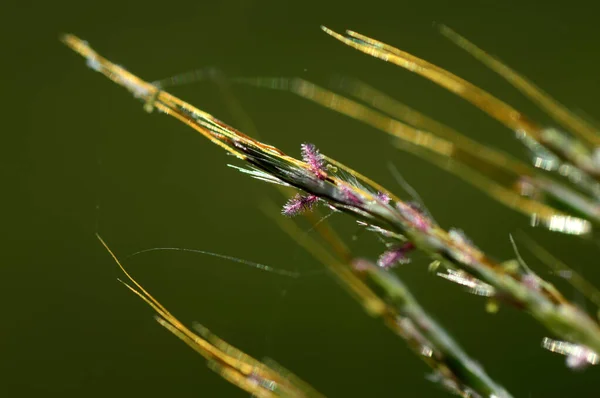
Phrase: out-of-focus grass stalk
[{"left": 272, "top": 208, "right": 512, "bottom": 397}]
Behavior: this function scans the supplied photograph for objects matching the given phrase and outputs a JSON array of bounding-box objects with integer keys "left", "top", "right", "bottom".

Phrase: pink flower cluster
[
  {"left": 377, "top": 242, "right": 415, "bottom": 269},
  {"left": 282, "top": 194, "right": 319, "bottom": 217},
  {"left": 301, "top": 143, "right": 327, "bottom": 180}
]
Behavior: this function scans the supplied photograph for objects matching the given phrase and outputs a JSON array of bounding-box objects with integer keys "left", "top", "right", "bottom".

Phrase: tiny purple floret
[
  {"left": 300, "top": 143, "right": 327, "bottom": 180},
  {"left": 339, "top": 184, "right": 363, "bottom": 206},
  {"left": 377, "top": 242, "right": 415, "bottom": 269},
  {"left": 397, "top": 202, "right": 431, "bottom": 233},
  {"left": 282, "top": 194, "right": 319, "bottom": 217},
  {"left": 521, "top": 273, "right": 540, "bottom": 291},
  {"left": 376, "top": 192, "right": 391, "bottom": 204}
]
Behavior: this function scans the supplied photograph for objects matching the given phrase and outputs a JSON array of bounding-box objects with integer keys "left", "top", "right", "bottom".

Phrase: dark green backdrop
[{"left": 7, "top": 0, "right": 600, "bottom": 396}]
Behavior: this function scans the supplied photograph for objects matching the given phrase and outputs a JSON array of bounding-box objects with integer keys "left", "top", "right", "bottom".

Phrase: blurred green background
[{"left": 7, "top": 0, "right": 600, "bottom": 396}]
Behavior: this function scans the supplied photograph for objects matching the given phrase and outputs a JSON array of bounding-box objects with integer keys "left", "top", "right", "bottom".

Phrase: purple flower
[
  {"left": 377, "top": 242, "right": 415, "bottom": 269},
  {"left": 301, "top": 143, "right": 327, "bottom": 180},
  {"left": 282, "top": 194, "right": 319, "bottom": 217},
  {"left": 339, "top": 183, "right": 363, "bottom": 206},
  {"left": 521, "top": 273, "right": 540, "bottom": 291},
  {"left": 376, "top": 192, "right": 391, "bottom": 204},
  {"left": 396, "top": 202, "right": 432, "bottom": 233}
]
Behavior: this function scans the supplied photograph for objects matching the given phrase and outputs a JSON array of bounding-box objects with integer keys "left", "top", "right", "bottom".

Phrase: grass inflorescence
[{"left": 64, "top": 26, "right": 600, "bottom": 397}]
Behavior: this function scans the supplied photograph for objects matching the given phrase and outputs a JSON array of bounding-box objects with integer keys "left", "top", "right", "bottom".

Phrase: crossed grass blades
[{"left": 63, "top": 26, "right": 599, "bottom": 397}]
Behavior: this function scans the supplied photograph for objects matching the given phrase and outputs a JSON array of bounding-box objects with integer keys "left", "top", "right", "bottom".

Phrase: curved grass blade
[
  {"left": 268, "top": 205, "right": 512, "bottom": 398},
  {"left": 97, "top": 234, "right": 323, "bottom": 398}
]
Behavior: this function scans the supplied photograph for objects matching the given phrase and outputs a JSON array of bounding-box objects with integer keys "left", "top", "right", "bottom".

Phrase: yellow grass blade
[{"left": 439, "top": 25, "right": 600, "bottom": 147}]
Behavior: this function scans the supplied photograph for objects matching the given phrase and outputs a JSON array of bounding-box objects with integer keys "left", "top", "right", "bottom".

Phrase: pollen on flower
[
  {"left": 377, "top": 242, "right": 415, "bottom": 269},
  {"left": 300, "top": 143, "right": 327, "bottom": 180},
  {"left": 282, "top": 194, "right": 319, "bottom": 217}
]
